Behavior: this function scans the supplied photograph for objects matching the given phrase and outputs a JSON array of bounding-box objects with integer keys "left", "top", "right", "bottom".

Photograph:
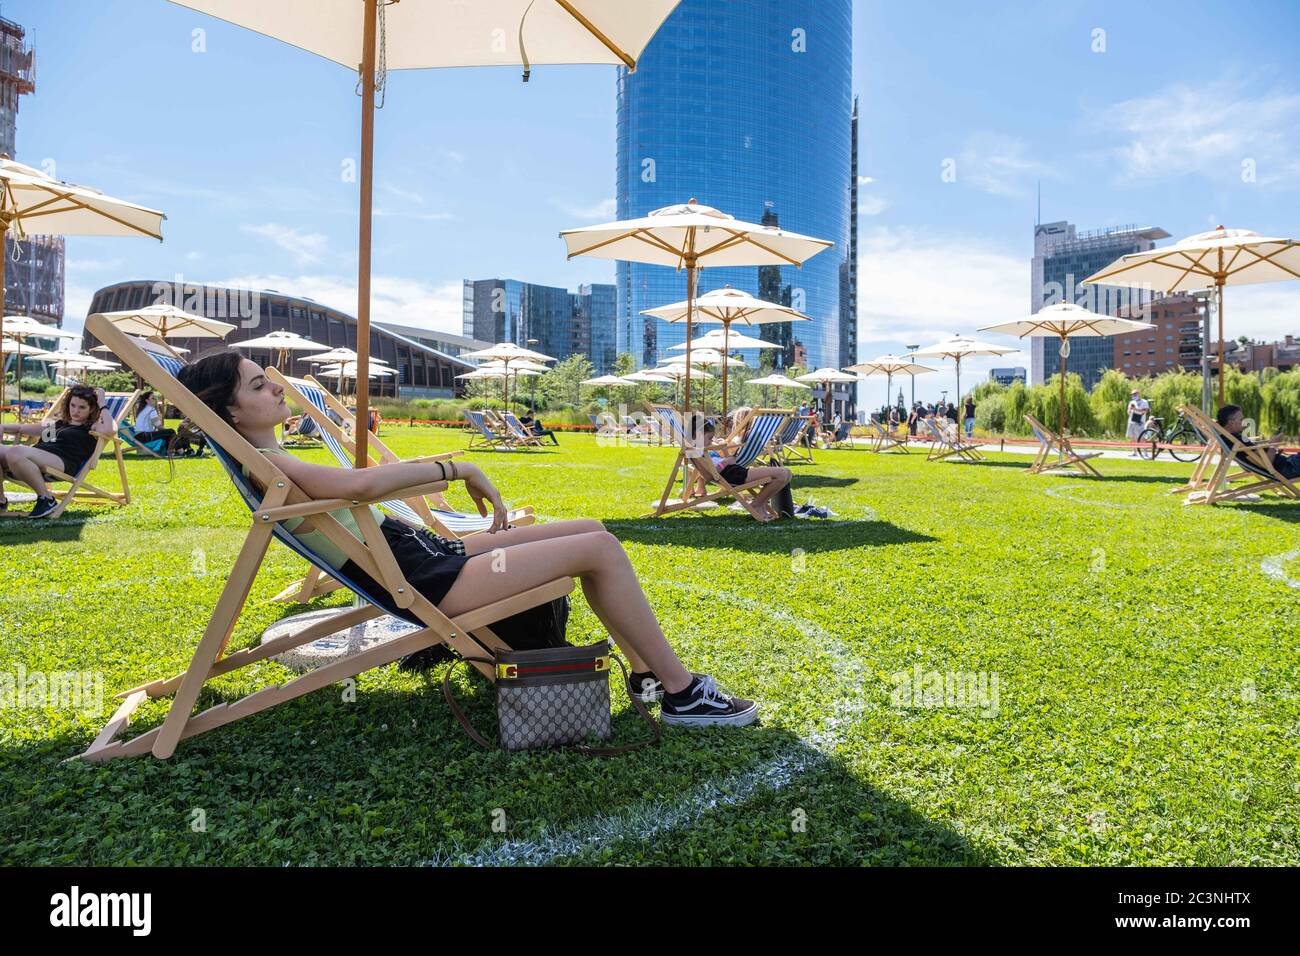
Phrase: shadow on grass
[
  {"left": 14, "top": 678, "right": 992, "bottom": 866},
  {"left": 606, "top": 517, "right": 936, "bottom": 553},
  {"left": 787, "top": 474, "right": 859, "bottom": 489},
  {"left": 0, "top": 514, "right": 92, "bottom": 542},
  {"left": 1232, "top": 501, "right": 1300, "bottom": 523}
]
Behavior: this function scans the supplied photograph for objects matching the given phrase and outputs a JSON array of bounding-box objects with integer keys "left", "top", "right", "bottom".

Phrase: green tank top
[{"left": 248, "top": 446, "right": 387, "bottom": 569}]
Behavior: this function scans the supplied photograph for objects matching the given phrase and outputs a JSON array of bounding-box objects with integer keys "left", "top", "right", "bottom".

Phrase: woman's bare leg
[
  {"left": 439, "top": 530, "right": 691, "bottom": 692},
  {"left": 745, "top": 466, "right": 791, "bottom": 517},
  {"left": 3, "top": 446, "right": 61, "bottom": 498}
]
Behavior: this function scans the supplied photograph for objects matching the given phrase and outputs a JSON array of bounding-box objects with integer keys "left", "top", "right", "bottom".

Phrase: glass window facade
[{"left": 616, "top": 0, "right": 854, "bottom": 374}]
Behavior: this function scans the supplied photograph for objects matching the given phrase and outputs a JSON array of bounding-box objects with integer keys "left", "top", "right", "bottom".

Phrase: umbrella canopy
[
  {"left": 3, "top": 315, "right": 83, "bottom": 407},
  {"left": 1083, "top": 225, "right": 1300, "bottom": 403},
  {"left": 981, "top": 303, "right": 1154, "bottom": 436},
  {"left": 663, "top": 348, "right": 746, "bottom": 368},
  {"left": 582, "top": 375, "right": 636, "bottom": 386},
  {"left": 318, "top": 362, "right": 396, "bottom": 378},
  {"left": 622, "top": 369, "right": 677, "bottom": 384},
  {"left": 304, "top": 347, "right": 360, "bottom": 364},
  {"left": 172, "top": 0, "right": 680, "bottom": 468},
  {"left": 464, "top": 342, "right": 556, "bottom": 364},
  {"left": 562, "top": 200, "right": 830, "bottom": 412},
  {"left": 667, "top": 327, "right": 782, "bottom": 352},
  {"left": 91, "top": 337, "right": 190, "bottom": 358},
  {"left": 479, "top": 359, "right": 551, "bottom": 374},
  {"left": 644, "top": 285, "right": 806, "bottom": 411},
  {"left": 845, "top": 355, "right": 936, "bottom": 411},
  {"left": 0, "top": 158, "right": 164, "bottom": 417},
  {"left": 96, "top": 304, "right": 236, "bottom": 341},
  {"left": 748, "top": 372, "right": 812, "bottom": 389},
  {"left": 911, "top": 337, "right": 1018, "bottom": 417},
  {"left": 653, "top": 365, "right": 714, "bottom": 380},
  {"left": 234, "top": 329, "right": 330, "bottom": 370}
]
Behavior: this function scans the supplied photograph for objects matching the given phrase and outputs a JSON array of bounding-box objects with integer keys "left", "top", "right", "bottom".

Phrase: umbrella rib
[
  {"left": 1228, "top": 244, "right": 1300, "bottom": 281},
  {"left": 553, "top": 0, "right": 636, "bottom": 70},
  {"left": 716, "top": 228, "right": 804, "bottom": 266}
]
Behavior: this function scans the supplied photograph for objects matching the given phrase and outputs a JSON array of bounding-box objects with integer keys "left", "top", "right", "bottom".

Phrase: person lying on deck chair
[
  {"left": 0, "top": 384, "right": 114, "bottom": 518},
  {"left": 1218, "top": 404, "right": 1300, "bottom": 479},
  {"left": 683, "top": 417, "right": 793, "bottom": 522},
  {"left": 177, "top": 351, "right": 758, "bottom": 727}
]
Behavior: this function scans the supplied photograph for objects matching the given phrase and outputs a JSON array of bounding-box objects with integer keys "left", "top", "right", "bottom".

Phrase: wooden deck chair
[
  {"left": 78, "top": 313, "right": 577, "bottom": 763},
  {"left": 1023, "top": 413, "right": 1100, "bottom": 476},
  {"left": 1170, "top": 404, "right": 1248, "bottom": 496},
  {"left": 922, "top": 416, "right": 983, "bottom": 463},
  {"left": 2, "top": 389, "right": 137, "bottom": 519},
  {"left": 768, "top": 414, "right": 814, "bottom": 465},
  {"left": 1182, "top": 414, "right": 1300, "bottom": 506},
  {"left": 647, "top": 404, "right": 789, "bottom": 520},
  {"left": 870, "top": 419, "right": 909, "bottom": 453},
  {"left": 500, "top": 411, "right": 548, "bottom": 448},
  {"left": 267, "top": 370, "right": 534, "bottom": 602},
  {"left": 464, "top": 409, "right": 515, "bottom": 450},
  {"left": 826, "top": 421, "right": 855, "bottom": 449}
]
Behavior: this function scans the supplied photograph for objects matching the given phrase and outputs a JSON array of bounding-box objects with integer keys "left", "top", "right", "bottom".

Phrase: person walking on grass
[
  {"left": 1126, "top": 389, "right": 1150, "bottom": 456},
  {"left": 178, "top": 351, "right": 759, "bottom": 727}
]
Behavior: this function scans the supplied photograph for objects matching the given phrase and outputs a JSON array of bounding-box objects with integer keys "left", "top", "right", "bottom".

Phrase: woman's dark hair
[
  {"left": 1216, "top": 404, "right": 1242, "bottom": 428},
  {"left": 136, "top": 390, "right": 154, "bottom": 414},
  {"left": 177, "top": 350, "right": 246, "bottom": 428},
  {"left": 56, "top": 384, "right": 102, "bottom": 426}
]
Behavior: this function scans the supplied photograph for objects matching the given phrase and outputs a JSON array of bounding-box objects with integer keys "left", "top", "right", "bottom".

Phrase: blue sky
[{"left": 9, "top": 0, "right": 1300, "bottom": 399}]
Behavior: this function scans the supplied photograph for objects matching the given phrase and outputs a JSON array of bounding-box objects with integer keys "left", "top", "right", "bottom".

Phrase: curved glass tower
[{"left": 616, "top": 0, "right": 854, "bottom": 381}]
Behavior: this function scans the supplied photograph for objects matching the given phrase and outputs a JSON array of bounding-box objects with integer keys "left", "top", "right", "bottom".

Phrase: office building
[
  {"left": 462, "top": 278, "right": 616, "bottom": 371},
  {"left": 1114, "top": 292, "right": 1209, "bottom": 375},
  {"left": 615, "top": 0, "right": 856, "bottom": 412},
  {"left": 1030, "top": 220, "right": 1169, "bottom": 389}
]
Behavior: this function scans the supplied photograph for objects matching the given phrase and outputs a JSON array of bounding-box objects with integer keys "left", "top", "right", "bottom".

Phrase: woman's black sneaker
[
  {"left": 28, "top": 496, "right": 59, "bottom": 519},
  {"left": 628, "top": 670, "right": 663, "bottom": 703},
  {"left": 660, "top": 675, "right": 758, "bottom": 727}
]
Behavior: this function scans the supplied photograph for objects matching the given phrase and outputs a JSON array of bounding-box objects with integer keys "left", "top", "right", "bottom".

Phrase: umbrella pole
[
  {"left": 353, "top": 0, "right": 378, "bottom": 470},
  {"left": 0, "top": 222, "right": 6, "bottom": 420},
  {"left": 684, "top": 257, "right": 697, "bottom": 414},
  {"left": 1058, "top": 337, "right": 1067, "bottom": 449},
  {"left": 1216, "top": 279, "right": 1225, "bottom": 407}
]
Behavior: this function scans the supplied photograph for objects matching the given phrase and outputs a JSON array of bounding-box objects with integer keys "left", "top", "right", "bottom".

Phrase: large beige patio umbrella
[
  {"left": 911, "top": 337, "right": 1018, "bottom": 423},
  {"left": 3, "top": 315, "right": 80, "bottom": 408},
  {"left": 0, "top": 158, "right": 163, "bottom": 417},
  {"left": 845, "top": 355, "right": 936, "bottom": 414},
  {"left": 561, "top": 200, "right": 831, "bottom": 413},
  {"left": 748, "top": 371, "right": 811, "bottom": 407},
  {"left": 662, "top": 348, "right": 746, "bottom": 368},
  {"left": 980, "top": 302, "right": 1154, "bottom": 437},
  {"left": 643, "top": 284, "right": 808, "bottom": 411},
  {"left": 464, "top": 342, "right": 556, "bottom": 410},
  {"left": 234, "top": 329, "right": 329, "bottom": 371},
  {"left": 1084, "top": 226, "right": 1300, "bottom": 404},
  {"left": 170, "top": 1, "right": 680, "bottom": 468},
  {"left": 96, "top": 304, "right": 236, "bottom": 354},
  {"left": 795, "top": 368, "right": 859, "bottom": 423}
]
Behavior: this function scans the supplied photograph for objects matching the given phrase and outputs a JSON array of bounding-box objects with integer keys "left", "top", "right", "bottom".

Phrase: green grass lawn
[{"left": 1, "top": 428, "right": 1297, "bottom": 865}]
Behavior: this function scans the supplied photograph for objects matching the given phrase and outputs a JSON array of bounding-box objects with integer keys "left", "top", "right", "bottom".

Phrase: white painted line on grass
[{"left": 1260, "top": 550, "right": 1300, "bottom": 590}]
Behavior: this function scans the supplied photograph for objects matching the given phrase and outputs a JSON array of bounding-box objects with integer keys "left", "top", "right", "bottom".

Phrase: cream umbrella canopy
[
  {"left": 0, "top": 158, "right": 164, "bottom": 417},
  {"left": 170, "top": 1, "right": 680, "bottom": 469},
  {"left": 911, "top": 337, "right": 1018, "bottom": 423},
  {"left": 980, "top": 302, "right": 1155, "bottom": 437},
  {"left": 3, "top": 315, "right": 81, "bottom": 408},
  {"left": 1083, "top": 225, "right": 1300, "bottom": 404},
  {"left": 582, "top": 373, "right": 635, "bottom": 405},
  {"left": 464, "top": 343, "right": 556, "bottom": 410},
  {"left": 747, "top": 371, "right": 811, "bottom": 407},
  {"left": 668, "top": 327, "right": 782, "bottom": 352},
  {"left": 96, "top": 304, "right": 236, "bottom": 348},
  {"left": 845, "top": 355, "right": 936, "bottom": 414},
  {"left": 562, "top": 200, "right": 831, "bottom": 413},
  {"left": 643, "top": 284, "right": 808, "bottom": 411},
  {"left": 234, "top": 329, "right": 329, "bottom": 371},
  {"left": 795, "top": 368, "right": 859, "bottom": 423},
  {"left": 662, "top": 349, "right": 746, "bottom": 368}
]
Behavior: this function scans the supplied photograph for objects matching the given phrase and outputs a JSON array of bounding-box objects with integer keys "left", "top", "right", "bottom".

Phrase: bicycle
[{"left": 1136, "top": 411, "right": 1203, "bottom": 462}]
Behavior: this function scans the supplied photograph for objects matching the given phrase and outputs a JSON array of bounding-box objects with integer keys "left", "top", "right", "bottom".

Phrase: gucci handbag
[{"left": 442, "top": 640, "right": 660, "bottom": 755}]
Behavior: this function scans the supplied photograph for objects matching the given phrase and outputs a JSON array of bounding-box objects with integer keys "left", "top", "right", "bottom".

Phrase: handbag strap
[{"left": 440, "top": 653, "right": 661, "bottom": 756}]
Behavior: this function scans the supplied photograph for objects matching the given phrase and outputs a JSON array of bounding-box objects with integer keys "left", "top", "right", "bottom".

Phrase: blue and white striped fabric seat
[
  {"left": 149, "top": 352, "right": 185, "bottom": 378},
  {"left": 733, "top": 413, "right": 786, "bottom": 468},
  {"left": 774, "top": 417, "right": 803, "bottom": 446},
  {"left": 465, "top": 409, "right": 497, "bottom": 439}
]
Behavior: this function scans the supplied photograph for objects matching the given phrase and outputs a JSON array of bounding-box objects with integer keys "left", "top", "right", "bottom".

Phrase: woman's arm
[
  {"left": 271, "top": 453, "right": 509, "bottom": 531},
  {"left": 0, "top": 422, "right": 47, "bottom": 438}
]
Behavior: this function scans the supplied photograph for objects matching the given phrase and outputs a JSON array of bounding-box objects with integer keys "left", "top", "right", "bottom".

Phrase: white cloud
[
  {"left": 382, "top": 183, "right": 425, "bottom": 205},
  {"left": 240, "top": 223, "right": 329, "bottom": 265},
  {"left": 956, "top": 132, "right": 1048, "bottom": 198},
  {"left": 551, "top": 197, "right": 616, "bottom": 220},
  {"left": 1090, "top": 77, "right": 1300, "bottom": 186},
  {"left": 859, "top": 194, "right": 887, "bottom": 216},
  {"left": 857, "top": 175, "right": 874, "bottom": 185},
  {"left": 218, "top": 273, "right": 465, "bottom": 335}
]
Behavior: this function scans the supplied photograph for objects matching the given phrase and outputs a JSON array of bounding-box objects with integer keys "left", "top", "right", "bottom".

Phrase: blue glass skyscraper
[{"left": 616, "top": 0, "right": 855, "bottom": 383}]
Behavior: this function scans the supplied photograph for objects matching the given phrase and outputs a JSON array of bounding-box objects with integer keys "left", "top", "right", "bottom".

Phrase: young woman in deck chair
[
  {"left": 0, "top": 384, "right": 114, "bottom": 518},
  {"left": 178, "top": 351, "right": 759, "bottom": 727},
  {"left": 684, "top": 416, "right": 794, "bottom": 521}
]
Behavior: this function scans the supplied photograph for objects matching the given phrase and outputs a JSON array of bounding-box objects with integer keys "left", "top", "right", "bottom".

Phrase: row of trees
[{"left": 971, "top": 366, "right": 1300, "bottom": 438}]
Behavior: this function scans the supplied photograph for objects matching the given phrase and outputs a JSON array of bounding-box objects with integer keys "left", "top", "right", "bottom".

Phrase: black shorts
[
  {"left": 340, "top": 516, "right": 470, "bottom": 624},
  {"left": 719, "top": 463, "right": 749, "bottom": 485}
]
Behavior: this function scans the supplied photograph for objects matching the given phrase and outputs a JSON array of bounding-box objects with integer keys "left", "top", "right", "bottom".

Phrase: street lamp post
[
  {"left": 906, "top": 344, "right": 919, "bottom": 406},
  {"left": 526, "top": 338, "right": 539, "bottom": 412}
]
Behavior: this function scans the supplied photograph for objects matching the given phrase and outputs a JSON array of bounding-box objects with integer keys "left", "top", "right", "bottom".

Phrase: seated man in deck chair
[
  {"left": 179, "top": 351, "right": 759, "bottom": 727},
  {"left": 519, "top": 408, "right": 559, "bottom": 446},
  {"left": 0, "top": 384, "right": 115, "bottom": 518},
  {"left": 1218, "top": 405, "right": 1300, "bottom": 479}
]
